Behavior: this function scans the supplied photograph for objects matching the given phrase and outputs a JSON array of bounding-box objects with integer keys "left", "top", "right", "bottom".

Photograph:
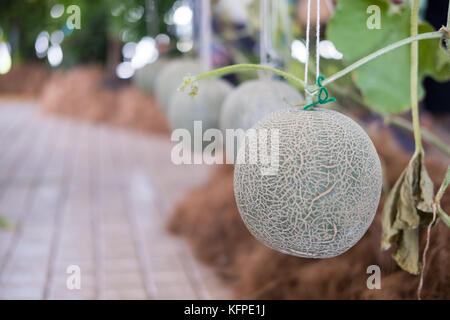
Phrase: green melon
[
  {"left": 168, "top": 79, "right": 233, "bottom": 144},
  {"left": 220, "top": 79, "right": 303, "bottom": 132},
  {"left": 133, "top": 59, "right": 167, "bottom": 95},
  {"left": 155, "top": 59, "right": 203, "bottom": 112},
  {"left": 234, "top": 108, "right": 382, "bottom": 258}
]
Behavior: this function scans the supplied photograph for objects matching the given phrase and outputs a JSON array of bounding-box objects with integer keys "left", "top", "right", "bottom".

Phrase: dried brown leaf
[{"left": 381, "top": 151, "right": 435, "bottom": 275}]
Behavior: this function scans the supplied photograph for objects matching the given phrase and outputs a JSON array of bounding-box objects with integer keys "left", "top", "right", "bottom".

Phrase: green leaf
[
  {"left": 326, "top": 0, "right": 450, "bottom": 114},
  {"left": 381, "top": 151, "right": 434, "bottom": 275},
  {"left": 0, "top": 216, "right": 12, "bottom": 229}
]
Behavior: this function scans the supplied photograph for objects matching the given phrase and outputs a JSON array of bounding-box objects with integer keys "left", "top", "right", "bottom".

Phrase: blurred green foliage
[{"left": 0, "top": 0, "right": 176, "bottom": 66}]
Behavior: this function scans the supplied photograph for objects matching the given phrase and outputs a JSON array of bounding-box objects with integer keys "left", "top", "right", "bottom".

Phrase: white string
[
  {"left": 200, "top": 0, "right": 212, "bottom": 71},
  {"left": 270, "top": 0, "right": 278, "bottom": 63},
  {"left": 145, "top": 0, "right": 158, "bottom": 37},
  {"left": 279, "top": 0, "right": 292, "bottom": 69},
  {"left": 304, "top": 0, "right": 311, "bottom": 90},
  {"left": 260, "top": 0, "right": 269, "bottom": 67},
  {"left": 305, "top": 0, "right": 321, "bottom": 92},
  {"left": 316, "top": 0, "right": 321, "bottom": 79}
]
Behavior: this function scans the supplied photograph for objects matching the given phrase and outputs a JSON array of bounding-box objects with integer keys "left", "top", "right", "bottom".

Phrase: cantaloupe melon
[
  {"left": 133, "top": 58, "right": 167, "bottom": 95},
  {"left": 220, "top": 79, "right": 303, "bottom": 132},
  {"left": 234, "top": 108, "right": 382, "bottom": 258},
  {"left": 168, "top": 79, "right": 233, "bottom": 147},
  {"left": 155, "top": 59, "right": 203, "bottom": 112}
]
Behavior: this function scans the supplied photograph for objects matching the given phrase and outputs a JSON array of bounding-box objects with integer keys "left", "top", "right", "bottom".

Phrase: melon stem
[
  {"left": 180, "top": 32, "right": 448, "bottom": 100},
  {"left": 312, "top": 31, "right": 446, "bottom": 93},
  {"left": 435, "top": 166, "right": 450, "bottom": 228},
  {"left": 179, "top": 64, "right": 306, "bottom": 93},
  {"left": 447, "top": 0, "right": 450, "bottom": 55},
  {"left": 410, "top": 0, "right": 422, "bottom": 153}
]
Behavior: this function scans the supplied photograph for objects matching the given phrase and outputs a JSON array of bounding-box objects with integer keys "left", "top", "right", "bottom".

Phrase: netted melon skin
[
  {"left": 133, "top": 59, "right": 167, "bottom": 94},
  {"left": 168, "top": 79, "right": 233, "bottom": 136},
  {"left": 220, "top": 79, "right": 303, "bottom": 131},
  {"left": 155, "top": 59, "right": 202, "bottom": 112},
  {"left": 234, "top": 108, "right": 382, "bottom": 258}
]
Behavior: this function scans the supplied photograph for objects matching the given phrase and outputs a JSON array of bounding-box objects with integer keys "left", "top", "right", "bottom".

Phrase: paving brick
[
  {"left": 0, "top": 284, "right": 43, "bottom": 299},
  {"left": 0, "top": 101, "right": 230, "bottom": 300}
]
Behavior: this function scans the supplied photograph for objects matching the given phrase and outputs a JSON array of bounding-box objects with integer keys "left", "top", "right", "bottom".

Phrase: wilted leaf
[
  {"left": 326, "top": 0, "right": 450, "bottom": 114},
  {"left": 436, "top": 165, "right": 450, "bottom": 228},
  {"left": 381, "top": 151, "right": 434, "bottom": 274},
  {"left": 392, "top": 228, "right": 421, "bottom": 275}
]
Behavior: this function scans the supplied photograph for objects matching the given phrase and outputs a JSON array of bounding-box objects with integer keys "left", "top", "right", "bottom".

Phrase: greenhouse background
[{"left": 0, "top": 0, "right": 449, "bottom": 300}]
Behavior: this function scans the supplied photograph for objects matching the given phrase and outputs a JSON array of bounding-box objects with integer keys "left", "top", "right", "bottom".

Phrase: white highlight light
[
  {"left": 156, "top": 34, "right": 170, "bottom": 46},
  {"left": 291, "top": 40, "right": 307, "bottom": 64},
  {"left": 176, "top": 40, "right": 193, "bottom": 53},
  {"left": 319, "top": 40, "right": 343, "bottom": 60},
  {"left": 47, "top": 45, "right": 63, "bottom": 67},
  {"left": 50, "top": 30, "right": 64, "bottom": 45},
  {"left": 111, "top": 4, "right": 125, "bottom": 17},
  {"left": 126, "top": 6, "right": 145, "bottom": 22},
  {"left": 35, "top": 32, "right": 50, "bottom": 56},
  {"left": 116, "top": 61, "right": 135, "bottom": 79},
  {"left": 131, "top": 37, "right": 158, "bottom": 70},
  {"left": 173, "top": 5, "right": 193, "bottom": 26},
  {"left": 0, "top": 42, "right": 12, "bottom": 74},
  {"left": 50, "top": 4, "right": 65, "bottom": 18},
  {"left": 122, "top": 42, "right": 137, "bottom": 60},
  {"left": 216, "top": 0, "right": 252, "bottom": 24}
]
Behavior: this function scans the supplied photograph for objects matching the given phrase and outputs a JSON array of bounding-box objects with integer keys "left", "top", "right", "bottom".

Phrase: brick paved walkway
[{"left": 0, "top": 100, "right": 231, "bottom": 300}]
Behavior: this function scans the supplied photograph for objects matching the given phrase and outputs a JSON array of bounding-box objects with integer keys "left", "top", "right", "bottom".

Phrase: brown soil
[
  {"left": 168, "top": 123, "right": 450, "bottom": 299},
  {"left": 0, "top": 63, "right": 49, "bottom": 97},
  {"left": 38, "top": 65, "right": 169, "bottom": 135}
]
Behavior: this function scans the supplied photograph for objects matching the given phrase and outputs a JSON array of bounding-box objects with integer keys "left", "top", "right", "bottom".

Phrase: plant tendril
[
  {"left": 179, "top": 76, "right": 198, "bottom": 97},
  {"left": 302, "top": 76, "right": 336, "bottom": 110}
]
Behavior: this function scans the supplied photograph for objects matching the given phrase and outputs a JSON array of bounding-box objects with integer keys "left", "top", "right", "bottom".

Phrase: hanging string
[
  {"left": 304, "top": 0, "right": 312, "bottom": 92},
  {"left": 258, "top": 0, "right": 275, "bottom": 81},
  {"left": 145, "top": 0, "right": 158, "bottom": 37},
  {"left": 315, "top": 0, "right": 320, "bottom": 79},
  {"left": 259, "top": 0, "right": 270, "bottom": 67},
  {"left": 302, "top": 76, "right": 336, "bottom": 110},
  {"left": 302, "top": 0, "right": 336, "bottom": 110},
  {"left": 200, "top": 0, "right": 212, "bottom": 71},
  {"left": 279, "top": 0, "right": 293, "bottom": 70},
  {"left": 270, "top": 0, "right": 279, "bottom": 64}
]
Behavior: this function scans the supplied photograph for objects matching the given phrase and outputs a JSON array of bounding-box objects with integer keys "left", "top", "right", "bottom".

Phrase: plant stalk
[
  {"left": 447, "top": 0, "right": 450, "bottom": 55},
  {"left": 181, "top": 32, "right": 447, "bottom": 97},
  {"left": 435, "top": 166, "right": 450, "bottom": 228},
  {"left": 384, "top": 116, "right": 450, "bottom": 158},
  {"left": 180, "top": 64, "right": 306, "bottom": 91},
  {"left": 448, "top": 0, "right": 450, "bottom": 28},
  {"left": 318, "top": 31, "right": 445, "bottom": 90},
  {"left": 311, "top": 74, "right": 450, "bottom": 157},
  {"left": 410, "top": 0, "right": 422, "bottom": 153}
]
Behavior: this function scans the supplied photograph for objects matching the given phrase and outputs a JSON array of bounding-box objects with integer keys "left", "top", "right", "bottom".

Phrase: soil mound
[{"left": 38, "top": 65, "right": 169, "bottom": 135}]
